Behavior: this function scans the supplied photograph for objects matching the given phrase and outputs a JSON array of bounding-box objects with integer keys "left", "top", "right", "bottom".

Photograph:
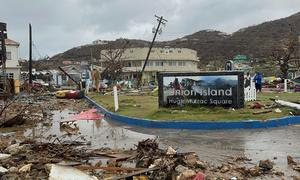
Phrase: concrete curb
[{"left": 85, "top": 96, "right": 300, "bottom": 130}]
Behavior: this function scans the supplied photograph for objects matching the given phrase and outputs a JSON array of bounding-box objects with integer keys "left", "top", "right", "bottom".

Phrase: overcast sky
[{"left": 1, "top": 0, "right": 300, "bottom": 59}]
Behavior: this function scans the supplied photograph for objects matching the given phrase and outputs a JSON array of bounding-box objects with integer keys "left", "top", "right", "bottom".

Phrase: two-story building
[
  {"left": 99, "top": 47, "right": 200, "bottom": 83},
  {"left": 4, "top": 38, "right": 21, "bottom": 80}
]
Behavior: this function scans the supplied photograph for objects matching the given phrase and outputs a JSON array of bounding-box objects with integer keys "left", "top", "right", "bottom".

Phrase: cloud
[{"left": 0, "top": 0, "right": 300, "bottom": 58}]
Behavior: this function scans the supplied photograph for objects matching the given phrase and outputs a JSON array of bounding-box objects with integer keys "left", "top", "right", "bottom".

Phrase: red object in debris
[
  {"left": 70, "top": 109, "right": 104, "bottom": 121},
  {"left": 193, "top": 172, "right": 205, "bottom": 180},
  {"left": 66, "top": 90, "right": 78, "bottom": 99},
  {"left": 250, "top": 102, "right": 264, "bottom": 109}
]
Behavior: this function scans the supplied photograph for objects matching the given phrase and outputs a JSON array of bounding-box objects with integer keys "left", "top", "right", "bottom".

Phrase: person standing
[
  {"left": 254, "top": 72, "right": 262, "bottom": 92},
  {"left": 92, "top": 68, "right": 100, "bottom": 92}
]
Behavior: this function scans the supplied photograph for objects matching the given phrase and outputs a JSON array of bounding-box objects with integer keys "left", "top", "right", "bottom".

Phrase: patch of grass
[{"left": 88, "top": 92, "right": 300, "bottom": 121}]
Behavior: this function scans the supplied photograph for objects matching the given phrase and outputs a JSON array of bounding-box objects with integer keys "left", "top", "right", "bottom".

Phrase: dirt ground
[{"left": 0, "top": 93, "right": 300, "bottom": 179}]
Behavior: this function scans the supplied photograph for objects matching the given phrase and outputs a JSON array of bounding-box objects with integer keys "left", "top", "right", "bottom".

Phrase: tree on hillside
[
  {"left": 100, "top": 39, "right": 130, "bottom": 82},
  {"left": 270, "top": 24, "right": 299, "bottom": 79}
]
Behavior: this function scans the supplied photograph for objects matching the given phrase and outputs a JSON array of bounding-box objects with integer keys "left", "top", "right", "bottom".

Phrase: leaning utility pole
[
  {"left": 137, "top": 15, "right": 167, "bottom": 87},
  {"left": 29, "top": 23, "right": 33, "bottom": 85}
]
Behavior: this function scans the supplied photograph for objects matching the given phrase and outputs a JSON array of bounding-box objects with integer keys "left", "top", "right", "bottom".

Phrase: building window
[
  {"left": 130, "top": 50, "right": 134, "bottom": 53},
  {"left": 178, "top": 50, "right": 181, "bottom": 53},
  {"left": 125, "top": 62, "right": 132, "bottom": 67},
  {"left": 147, "top": 61, "right": 153, "bottom": 66},
  {"left": 137, "top": 61, "right": 142, "bottom": 67},
  {"left": 169, "top": 50, "right": 173, "bottom": 53},
  {"left": 6, "top": 52, "right": 11, "bottom": 60},
  {"left": 178, "top": 61, "right": 185, "bottom": 66},
  {"left": 155, "top": 61, "right": 164, "bottom": 66},
  {"left": 151, "top": 50, "right": 155, "bottom": 53},
  {"left": 8, "top": 73, "right": 14, "bottom": 78},
  {"left": 168, "top": 61, "right": 172, "bottom": 66},
  {"left": 160, "top": 50, "right": 164, "bottom": 53},
  {"left": 133, "top": 61, "right": 142, "bottom": 67}
]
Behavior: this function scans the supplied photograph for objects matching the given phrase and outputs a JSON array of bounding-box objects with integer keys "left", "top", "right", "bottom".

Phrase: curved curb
[{"left": 85, "top": 96, "right": 300, "bottom": 130}]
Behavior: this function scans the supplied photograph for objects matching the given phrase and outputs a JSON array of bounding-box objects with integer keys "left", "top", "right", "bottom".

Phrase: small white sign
[{"left": 113, "top": 86, "right": 119, "bottom": 112}]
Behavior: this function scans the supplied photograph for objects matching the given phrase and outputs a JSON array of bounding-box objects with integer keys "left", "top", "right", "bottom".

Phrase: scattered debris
[
  {"left": 287, "top": 155, "right": 300, "bottom": 172},
  {"left": 194, "top": 172, "right": 205, "bottom": 180},
  {"left": 66, "top": 108, "right": 104, "bottom": 122},
  {"left": 4, "top": 143, "right": 28, "bottom": 155},
  {"left": 0, "top": 166, "right": 8, "bottom": 175},
  {"left": 259, "top": 159, "right": 274, "bottom": 171},
  {"left": 253, "top": 110, "right": 272, "bottom": 115},
  {"left": 288, "top": 155, "right": 297, "bottom": 165},
  {"left": 0, "top": 93, "right": 295, "bottom": 179},
  {"left": 272, "top": 99, "right": 300, "bottom": 110},
  {"left": 60, "top": 121, "right": 79, "bottom": 135},
  {"left": 177, "top": 169, "right": 196, "bottom": 180},
  {"left": 250, "top": 102, "right": 264, "bottom": 109},
  {"left": 19, "top": 164, "right": 32, "bottom": 173},
  {"left": 166, "top": 146, "right": 176, "bottom": 155},
  {"left": 55, "top": 90, "right": 84, "bottom": 99},
  {"left": 232, "top": 155, "right": 252, "bottom": 162},
  {"left": 0, "top": 153, "right": 11, "bottom": 160},
  {"left": 49, "top": 164, "right": 97, "bottom": 180}
]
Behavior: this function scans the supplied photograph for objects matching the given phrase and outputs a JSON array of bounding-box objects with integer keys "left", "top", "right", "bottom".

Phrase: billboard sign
[{"left": 158, "top": 72, "right": 244, "bottom": 108}]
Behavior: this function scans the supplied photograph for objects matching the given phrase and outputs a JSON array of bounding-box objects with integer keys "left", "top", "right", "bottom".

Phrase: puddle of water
[
  {"left": 20, "top": 106, "right": 300, "bottom": 177},
  {"left": 24, "top": 109, "right": 156, "bottom": 150}
]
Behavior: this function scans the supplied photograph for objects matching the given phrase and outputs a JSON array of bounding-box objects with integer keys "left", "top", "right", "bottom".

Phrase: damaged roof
[{"left": 4, "top": 38, "right": 20, "bottom": 46}]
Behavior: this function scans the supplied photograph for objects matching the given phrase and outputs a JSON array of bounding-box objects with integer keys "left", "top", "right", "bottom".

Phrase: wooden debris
[{"left": 253, "top": 110, "right": 272, "bottom": 115}]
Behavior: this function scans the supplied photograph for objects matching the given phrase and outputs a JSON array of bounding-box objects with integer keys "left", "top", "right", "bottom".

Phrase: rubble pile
[
  {"left": 0, "top": 136, "right": 95, "bottom": 179},
  {"left": 132, "top": 139, "right": 285, "bottom": 180},
  {"left": 287, "top": 155, "right": 300, "bottom": 172},
  {"left": 0, "top": 134, "right": 288, "bottom": 179},
  {"left": 0, "top": 93, "right": 89, "bottom": 128}
]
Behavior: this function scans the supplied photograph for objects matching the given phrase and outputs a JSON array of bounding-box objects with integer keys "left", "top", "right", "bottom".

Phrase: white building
[
  {"left": 3, "top": 38, "right": 21, "bottom": 80},
  {"left": 99, "top": 47, "right": 200, "bottom": 82}
]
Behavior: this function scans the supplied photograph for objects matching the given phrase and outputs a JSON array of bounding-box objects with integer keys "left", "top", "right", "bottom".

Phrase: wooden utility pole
[
  {"left": 0, "top": 22, "right": 8, "bottom": 98},
  {"left": 29, "top": 23, "right": 32, "bottom": 85},
  {"left": 137, "top": 15, "right": 167, "bottom": 87},
  {"left": 0, "top": 22, "right": 7, "bottom": 72}
]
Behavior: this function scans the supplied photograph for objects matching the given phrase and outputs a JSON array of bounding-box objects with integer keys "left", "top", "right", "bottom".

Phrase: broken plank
[
  {"left": 110, "top": 167, "right": 159, "bottom": 180},
  {"left": 252, "top": 110, "right": 272, "bottom": 115},
  {"left": 75, "top": 165, "right": 145, "bottom": 172},
  {"left": 93, "top": 152, "right": 133, "bottom": 161}
]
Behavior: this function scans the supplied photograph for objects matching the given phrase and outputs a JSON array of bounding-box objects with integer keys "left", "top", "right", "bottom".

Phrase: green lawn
[{"left": 88, "top": 92, "right": 300, "bottom": 121}]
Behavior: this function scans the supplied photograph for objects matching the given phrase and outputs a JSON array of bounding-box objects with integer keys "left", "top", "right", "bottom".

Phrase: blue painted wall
[{"left": 85, "top": 96, "right": 300, "bottom": 130}]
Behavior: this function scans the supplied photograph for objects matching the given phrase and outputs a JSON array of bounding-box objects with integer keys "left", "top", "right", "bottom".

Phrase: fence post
[
  {"left": 284, "top": 79, "right": 287, "bottom": 92},
  {"left": 113, "top": 86, "right": 119, "bottom": 112}
]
